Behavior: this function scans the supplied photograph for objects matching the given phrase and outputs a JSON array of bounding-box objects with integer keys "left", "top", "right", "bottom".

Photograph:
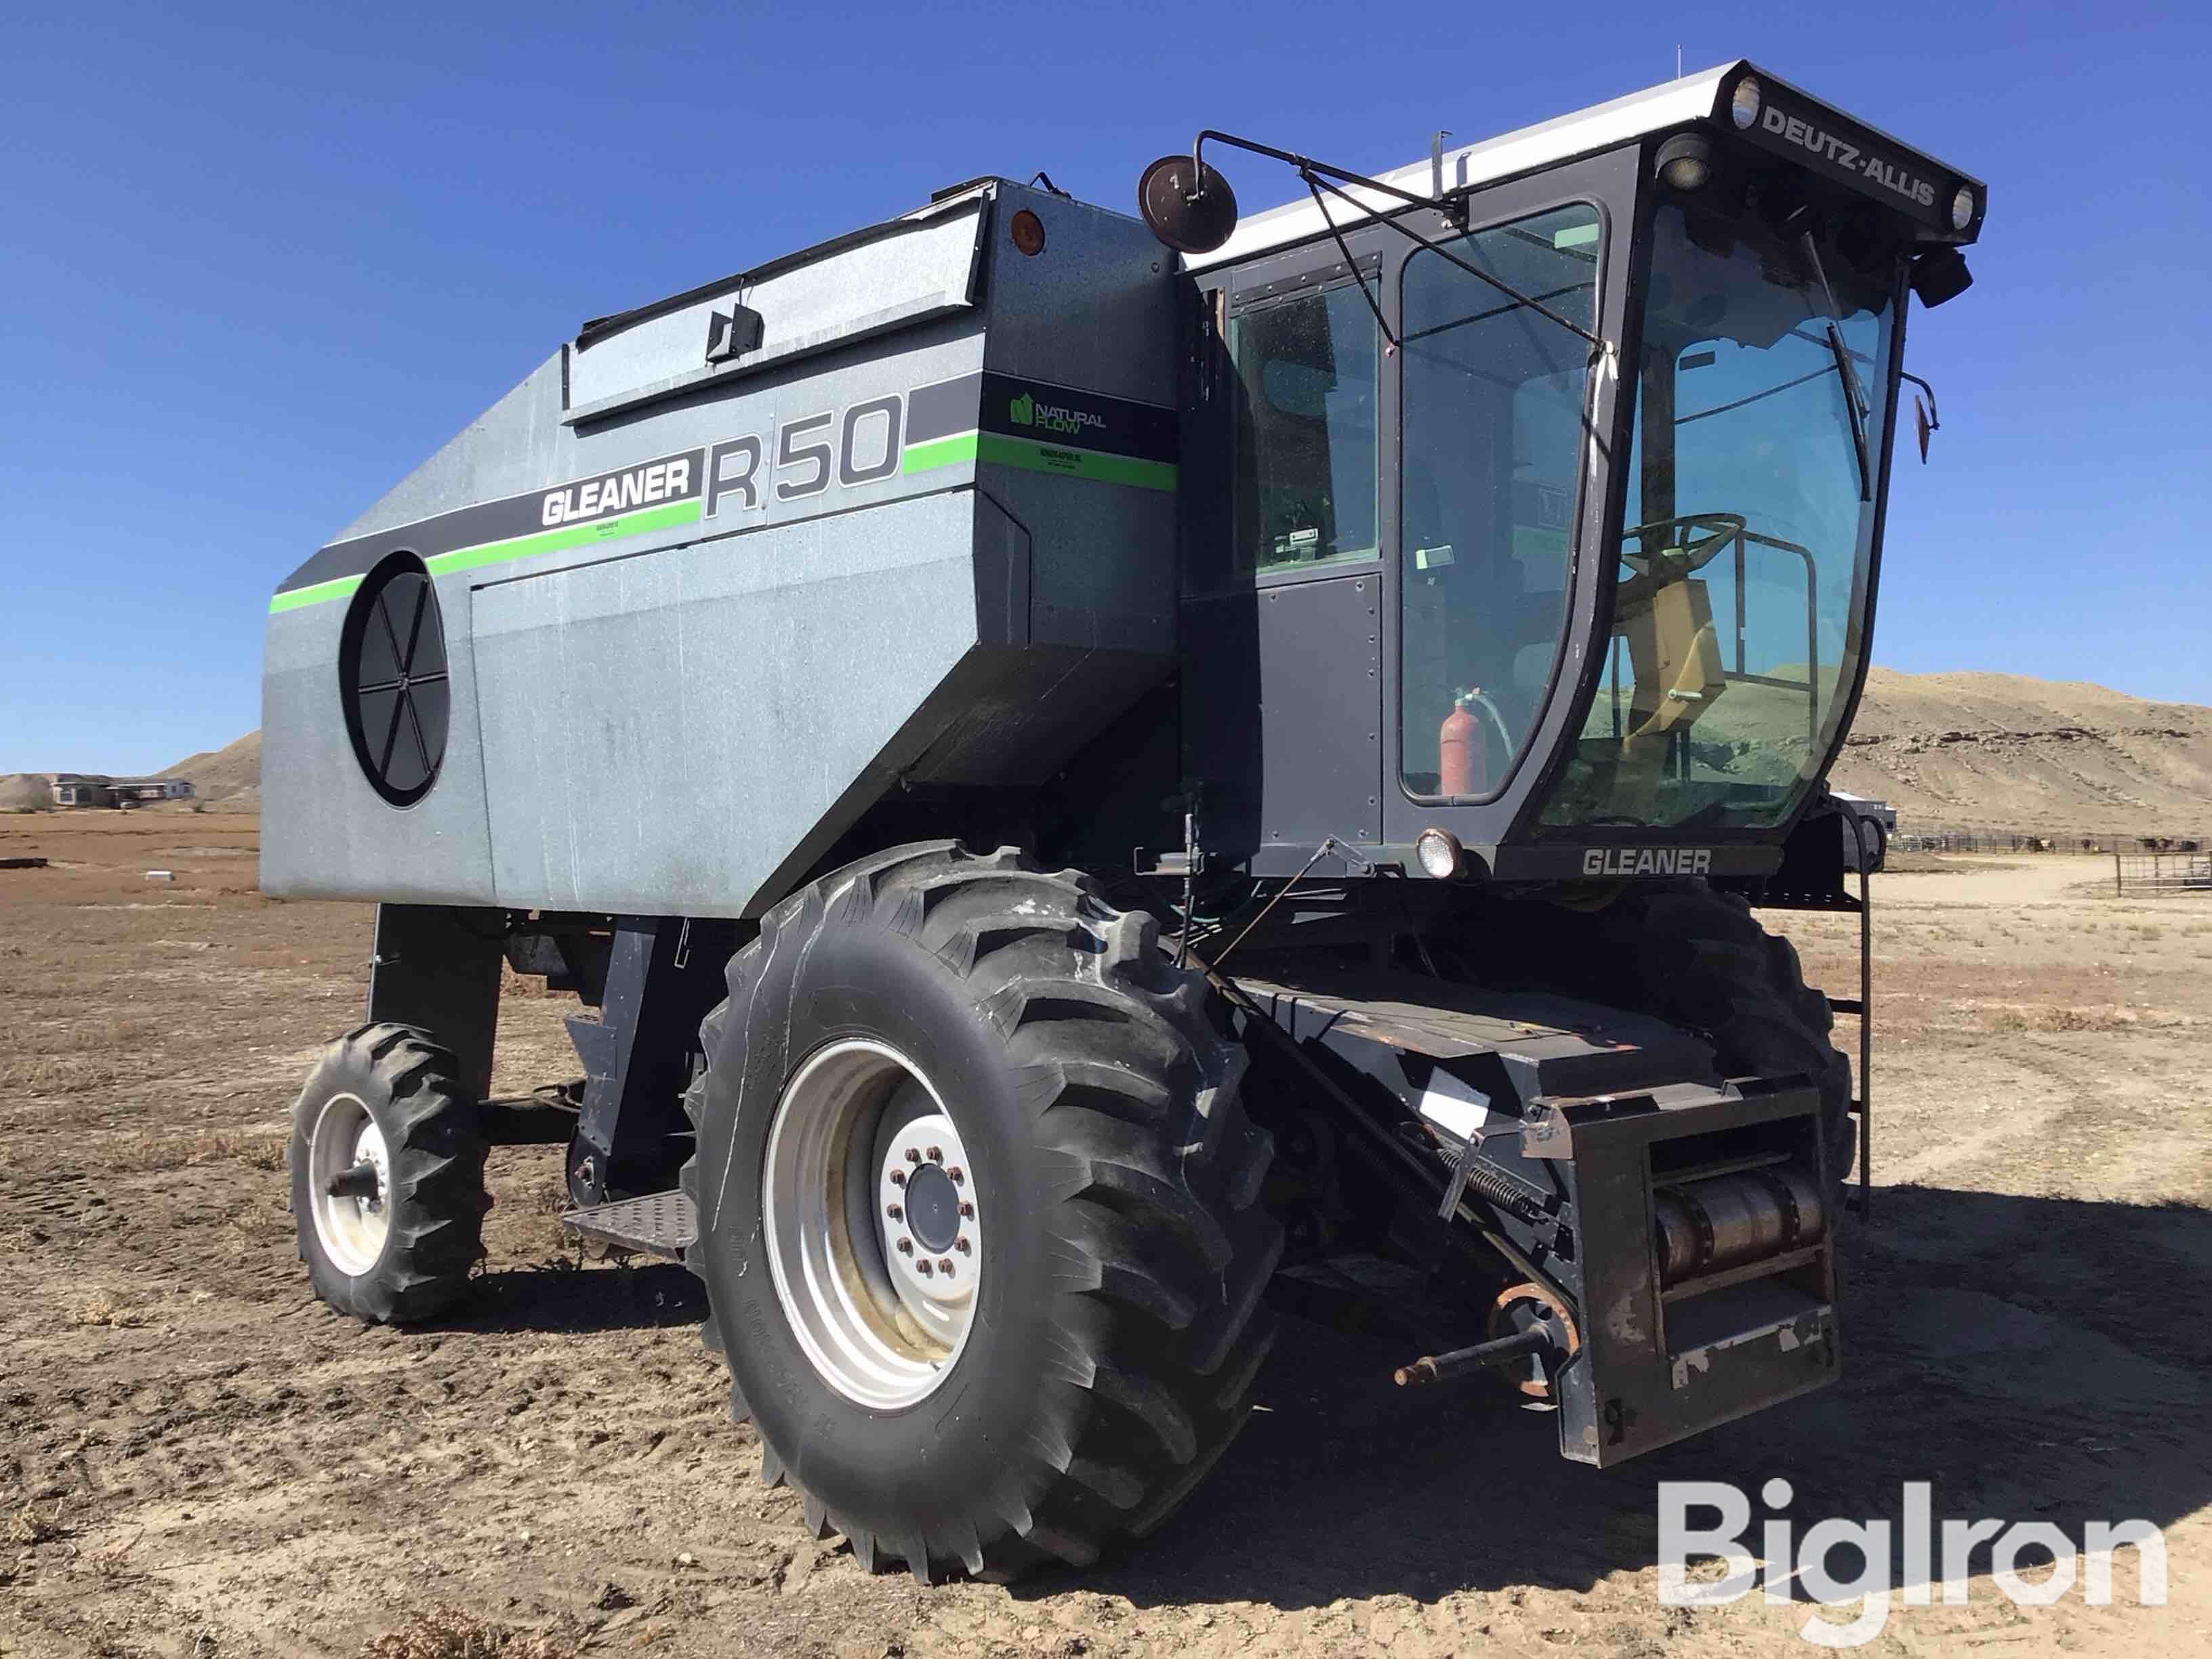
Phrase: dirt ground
[{"left": 3, "top": 813, "right": 2207, "bottom": 1658}]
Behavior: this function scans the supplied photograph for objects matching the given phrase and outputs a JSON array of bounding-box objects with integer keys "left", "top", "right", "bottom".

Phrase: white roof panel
[{"left": 1185, "top": 62, "right": 1744, "bottom": 272}]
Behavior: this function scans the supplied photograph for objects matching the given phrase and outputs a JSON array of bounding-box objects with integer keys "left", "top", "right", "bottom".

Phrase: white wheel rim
[
  {"left": 308, "top": 1092, "right": 391, "bottom": 1276},
  {"left": 761, "top": 1039, "right": 980, "bottom": 1410}
]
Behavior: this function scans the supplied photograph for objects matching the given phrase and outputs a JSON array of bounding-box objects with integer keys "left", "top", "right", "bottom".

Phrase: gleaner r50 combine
[{"left": 266, "top": 63, "right": 1982, "bottom": 1579}]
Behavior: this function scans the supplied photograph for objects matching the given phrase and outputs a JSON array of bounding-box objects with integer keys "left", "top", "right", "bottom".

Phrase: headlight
[
  {"left": 1950, "top": 186, "right": 1977, "bottom": 232},
  {"left": 1415, "top": 828, "right": 1463, "bottom": 880},
  {"left": 1730, "top": 77, "right": 1762, "bottom": 130}
]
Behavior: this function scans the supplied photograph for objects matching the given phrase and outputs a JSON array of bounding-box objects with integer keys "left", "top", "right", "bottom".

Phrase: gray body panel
[
  {"left": 261, "top": 183, "right": 1179, "bottom": 914},
  {"left": 471, "top": 489, "right": 981, "bottom": 915}
]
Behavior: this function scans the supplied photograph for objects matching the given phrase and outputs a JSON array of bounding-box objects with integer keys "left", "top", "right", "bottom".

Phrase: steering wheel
[{"left": 1620, "top": 512, "right": 1746, "bottom": 580}]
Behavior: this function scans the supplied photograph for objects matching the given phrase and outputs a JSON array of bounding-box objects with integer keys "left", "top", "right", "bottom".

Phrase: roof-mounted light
[
  {"left": 1655, "top": 133, "right": 1715, "bottom": 192},
  {"left": 1950, "top": 185, "right": 1977, "bottom": 232},
  {"left": 1729, "top": 76, "right": 1763, "bottom": 131}
]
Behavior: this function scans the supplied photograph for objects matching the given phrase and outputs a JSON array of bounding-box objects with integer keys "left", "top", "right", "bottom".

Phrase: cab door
[
  {"left": 1378, "top": 152, "right": 1639, "bottom": 858},
  {"left": 1179, "top": 228, "right": 1394, "bottom": 870}
]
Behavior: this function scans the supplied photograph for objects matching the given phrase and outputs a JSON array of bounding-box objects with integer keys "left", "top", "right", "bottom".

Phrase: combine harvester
[{"left": 263, "top": 62, "right": 1982, "bottom": 1578}]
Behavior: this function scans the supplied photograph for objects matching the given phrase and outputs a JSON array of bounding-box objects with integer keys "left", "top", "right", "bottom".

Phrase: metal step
[{"left": 559, "top": 1189, "right": 697, "bottom": 1260}]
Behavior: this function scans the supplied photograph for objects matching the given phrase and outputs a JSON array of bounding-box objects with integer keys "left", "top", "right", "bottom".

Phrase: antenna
[{"left": 1676, "top": 45, "right": 1683, "bottom": 79}]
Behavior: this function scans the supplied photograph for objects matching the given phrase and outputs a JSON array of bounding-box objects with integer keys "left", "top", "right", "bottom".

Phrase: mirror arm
[
  {"left": 1898, "top": 371, "right": 1940, "bottom": 432},
  {"left": 1899, "top": 369, "right": 1941, "bottom": 464},
  {"left": 1190, "top": 130, "right": 1435, "bottom": 214},
  {"left": 1302, "top": 176, "right": 1399, "bottom": 352},
  {"left": 1166, "top": 129, "right": 1614, "bottom": 361},
  {"left": 1305, "top": 168, "right": 1611, "bottom": 357}
]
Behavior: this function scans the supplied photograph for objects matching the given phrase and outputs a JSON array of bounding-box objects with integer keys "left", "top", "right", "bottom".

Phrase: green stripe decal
[
  {"left": 900, "top": 432, "right": 980, "bottom": 474},
  {"left": 901, "top": 430, "right": 1177, "bottom": 492},
  {"left": 268, "top": 573, "right": 365, "bottom": 613},
  {"left": 268, "top": 498, "right": 703, "bottom": 612},
  {"left": 424, "top": 499, "right": 701, "bottom": 577}
]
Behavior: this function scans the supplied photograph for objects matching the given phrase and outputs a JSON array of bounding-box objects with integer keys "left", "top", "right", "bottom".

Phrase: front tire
[
  {"left": 289, "top": 1023, "right": 490, "bottom": 1324},
  {"left": 681, "top": 843, "right": 1282, "bottom": 1582}
]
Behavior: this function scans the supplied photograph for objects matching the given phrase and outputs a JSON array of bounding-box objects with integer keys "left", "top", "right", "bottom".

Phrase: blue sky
[{"left": 3, "top": 1, "right": 2206, "bottom": 773}]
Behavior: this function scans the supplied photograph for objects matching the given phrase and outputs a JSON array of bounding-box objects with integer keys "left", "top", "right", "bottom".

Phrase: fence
[
  {"left": 1893, "top": 826, "right": 2207, "bottom": 857},
  {"left": 2114, "top": 851, "right": 2212, "bottom": 896}
]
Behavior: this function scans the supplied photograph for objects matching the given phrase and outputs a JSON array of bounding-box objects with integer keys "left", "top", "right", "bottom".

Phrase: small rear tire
[{"left": 289, "top": 1023, "right": 490, "bottom": 1324}]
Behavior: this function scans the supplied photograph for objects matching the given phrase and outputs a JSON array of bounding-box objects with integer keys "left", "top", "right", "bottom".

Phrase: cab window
[{"left": 1226, "top": 283, "right": 1380, "bottom": 577}]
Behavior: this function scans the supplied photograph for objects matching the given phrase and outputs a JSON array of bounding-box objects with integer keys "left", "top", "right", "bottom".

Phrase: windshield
[{"left": 1538, "top": 197, "right": 1896, "bottom": 833}]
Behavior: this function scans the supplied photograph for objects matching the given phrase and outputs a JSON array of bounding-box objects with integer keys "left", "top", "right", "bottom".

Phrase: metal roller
[{"left": 1652, "top": 1165, "right": 1825, "bottom": 1286}]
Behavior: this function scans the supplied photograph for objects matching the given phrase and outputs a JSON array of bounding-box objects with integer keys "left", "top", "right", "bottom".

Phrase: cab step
[{"left": 558, "top": 1190, "right": 697, "bottom": 1260}]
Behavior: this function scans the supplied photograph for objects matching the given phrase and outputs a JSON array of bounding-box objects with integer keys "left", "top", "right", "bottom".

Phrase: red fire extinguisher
[{"left": 1439, "top": 690, "right": 1486, "bottom": 797}]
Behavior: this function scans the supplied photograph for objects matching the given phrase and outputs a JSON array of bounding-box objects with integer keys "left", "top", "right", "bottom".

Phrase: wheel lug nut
[
  {"left": 896, "top": 1237, "right": 913, "bottom": 1255},
  {"left": 890, "top": 1170, "right": 906, "bottom": 1187},
  {"left": 926, "top": 1146, "right": 943, "bottom": 1162},
  {"left": 954, "top": 1237, "right": 971, "bottom": 1254},
  {"left": 886, "top": 1204, "right": 902, "bottom": 1221},
  {"left": 947, "top": 1166, "right": 964, "bottom": 1185},
  {"left": 938, "top": 1258, "right": 954, "bottom": 1275},
  {"left": 918, "top": 1259, "right": 934, "bottom": 1276},
  {"left": 959, "top": 1202, "right": 974, "bottom": 1219},
  {"left": 905, "top": 1148, "right": 922, "bottom": 1164}
]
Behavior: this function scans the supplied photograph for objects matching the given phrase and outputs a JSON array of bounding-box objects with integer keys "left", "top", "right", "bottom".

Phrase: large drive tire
[
  {"left": 680, "top": 842, "right": 1282, "bottom": 1582},
  {"left": 289, "top": 1023, "right": 490, "bottom": 1324},
  {"left": 1546, "top": 886, "right": 1856, "bottom": 1195}
]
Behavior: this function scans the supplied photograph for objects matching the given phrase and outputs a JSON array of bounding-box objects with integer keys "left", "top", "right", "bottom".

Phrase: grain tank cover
[{"left": 260, "top": 180, "right": 1181, "bottom": 916}]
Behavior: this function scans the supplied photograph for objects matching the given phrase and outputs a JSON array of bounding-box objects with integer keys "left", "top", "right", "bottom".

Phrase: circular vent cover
[{"left": 340, "top": 555, "right": 449, "bottom": 807}]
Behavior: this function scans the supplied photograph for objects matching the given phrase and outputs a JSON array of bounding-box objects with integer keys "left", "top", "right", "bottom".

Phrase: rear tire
[
  {"left": 1582, "top": 886, "right": 1854, "bottom": 1193},
  {"left": 680, "top": 842, "right": 1281, "bottom": 1582},
  {"left": 1858, "top": 815, "right": 1889, "bottom": 874},
  {"left": 289, "top": 1023, "right": 490, "bottom": 1324}
]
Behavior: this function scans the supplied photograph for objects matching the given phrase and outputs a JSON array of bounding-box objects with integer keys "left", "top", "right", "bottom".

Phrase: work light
[
  {"left": 1656, "top": 134, "right": 1715, "bottom": 192},
  {"left": 1415, "top": 829, "right": 1464, "bottom": 880},
  {"left": 1730, "top": 77, "right": 1762, "bottom": 130}
]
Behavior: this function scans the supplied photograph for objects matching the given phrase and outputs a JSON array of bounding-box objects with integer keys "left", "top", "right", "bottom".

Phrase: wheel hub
[
  {"left": 308, "top": 1094, "right": 392, "bottom": 1277},
  {"left": 900, "top": 1161, "right": 962, "bottom": 1254},
  {"left": 761, "top": 1040, "right": 981, "bottom": 1410}
]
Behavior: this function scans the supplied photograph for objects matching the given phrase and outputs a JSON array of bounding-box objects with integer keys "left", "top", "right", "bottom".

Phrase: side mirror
[
  {"left": 1136, "top": 154, "right": 1239, "bottom": 255},
  {"left": 1900, "top": 371, "right": 1941, "bottom": 464}
]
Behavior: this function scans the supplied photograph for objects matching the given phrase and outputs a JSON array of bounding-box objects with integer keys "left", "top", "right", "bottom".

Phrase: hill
[
  {"left": 0, "top": 773, "right": 52, "bottom": 811},
  {"left": 159, "top": 729, "right": 262, "bottom": 812},
  {"left": 1831, "top": 669, "right": 2212, "bottom": 836},
  {"left": 98, "top": 671, "right": 2212, "bottom": 838}
]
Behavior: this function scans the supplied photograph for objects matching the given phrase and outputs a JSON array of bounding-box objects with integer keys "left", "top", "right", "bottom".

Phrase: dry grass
[
  {"left": 70, "top": 1290, "right": 150, "bottom": 1329},
  {"left": 0, "top": 1052, "right": 132, "bottom": 1093},
  {"left": 48, "top": 1129, "right": 291, "bottom": 1176},
  {"left": 7, "top": 1501, "right": 67, "bottom": 1544},
  {"left": 0, "top": 1015, "right": 174, "bottom": 1093},
  {"left": 500, "top": 964, "right": 560, "bottom": 1001},
  {"left": 363, "top": 1607, "right": 577, "bottom": 1659},
  {"left": 185, "top": 1131, "right": 290, "bottom": 1170},
  {"left": 1983, "top": 1004, "right": 2173, "bottom": 1034}
]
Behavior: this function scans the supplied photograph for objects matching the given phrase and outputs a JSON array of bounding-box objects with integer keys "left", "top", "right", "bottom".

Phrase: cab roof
[{"left": 1183, "top": 60, "right": 1982, "bottom": 272}]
